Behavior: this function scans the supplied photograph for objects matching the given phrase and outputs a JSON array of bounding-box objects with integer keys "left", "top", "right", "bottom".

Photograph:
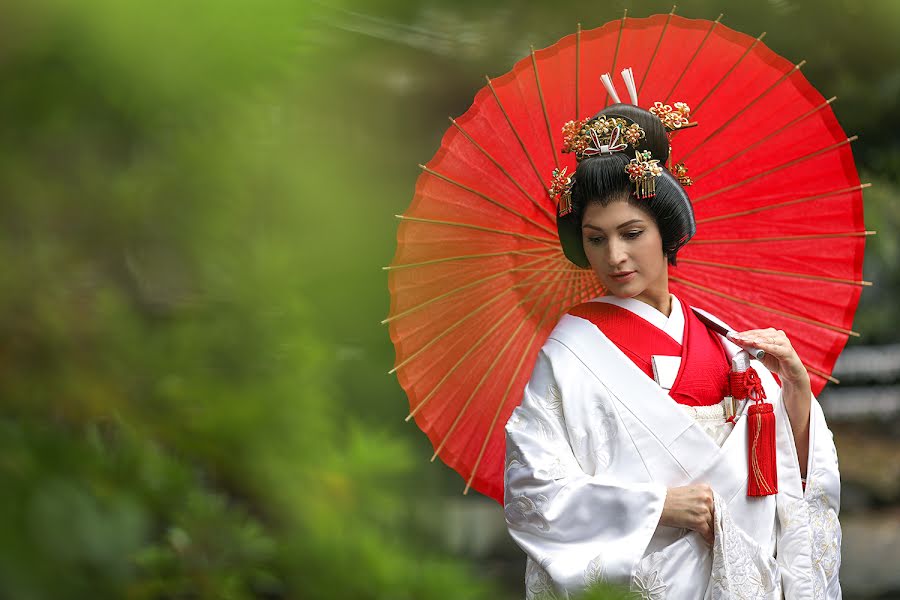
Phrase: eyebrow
[{"left": 581, "top": 219, "right": 645, "bottom": 231}]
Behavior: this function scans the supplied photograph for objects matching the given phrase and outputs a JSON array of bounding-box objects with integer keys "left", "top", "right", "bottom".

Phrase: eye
[
  {"left": 623, "top": 230, "right": 644, "bottom": 239},
  {"left": 586, "top": 236, "right": 606, "bottom": 246}
]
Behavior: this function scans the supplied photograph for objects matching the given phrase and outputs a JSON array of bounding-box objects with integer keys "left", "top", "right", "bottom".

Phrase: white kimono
[{"left": 504, "top": 296, "right": 842, "bottom": 599}]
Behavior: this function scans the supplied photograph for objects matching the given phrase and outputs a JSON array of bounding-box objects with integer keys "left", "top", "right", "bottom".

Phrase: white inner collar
[{"left": 592, "top": 294, "right": 684, "bottom": 344}]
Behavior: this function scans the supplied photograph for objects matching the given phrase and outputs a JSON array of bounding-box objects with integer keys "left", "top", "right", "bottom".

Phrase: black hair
[{"left": 556, "top": 103, "right": 696, "bottom": 268}]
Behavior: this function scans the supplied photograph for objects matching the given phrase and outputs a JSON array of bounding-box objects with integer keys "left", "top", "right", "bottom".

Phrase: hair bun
[{"left": 598, "top": 103, "right": 670, "bottom": 163}]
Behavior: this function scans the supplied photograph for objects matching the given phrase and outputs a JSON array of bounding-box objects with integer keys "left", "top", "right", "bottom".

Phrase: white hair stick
[
  {"left": 621, "top": 67, "right": 639, "bottom": 105},
  {"left": 600, "top": 73, "right": 621, "bottom": 104}
]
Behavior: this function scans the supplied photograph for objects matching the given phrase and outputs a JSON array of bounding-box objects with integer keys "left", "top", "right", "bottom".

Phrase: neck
[{"left": 634, "top": 277, "right": 672, "bottom": 316}]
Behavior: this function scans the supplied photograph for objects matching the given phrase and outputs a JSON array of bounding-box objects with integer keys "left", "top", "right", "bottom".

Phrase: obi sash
[{"left": 568, "top": 298, "right": 731, "bottom": 407}]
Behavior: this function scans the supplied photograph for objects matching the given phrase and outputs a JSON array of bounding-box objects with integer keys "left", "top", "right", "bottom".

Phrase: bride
[{"left": 503, "top": 100, "right": 842, "bottom": 599}]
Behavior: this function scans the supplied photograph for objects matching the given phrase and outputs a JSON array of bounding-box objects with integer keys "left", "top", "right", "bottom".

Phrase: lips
[{"left": 610, "top": 271, "right": 635, "bottom": 278}]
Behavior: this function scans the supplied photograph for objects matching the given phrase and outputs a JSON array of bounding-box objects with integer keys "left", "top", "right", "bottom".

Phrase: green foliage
[
  {"left": 0, "top": 0, "right": 507, "bottom": 598},
  {"left": 1, "top": 0, "right": 896, "bottom": 598}
]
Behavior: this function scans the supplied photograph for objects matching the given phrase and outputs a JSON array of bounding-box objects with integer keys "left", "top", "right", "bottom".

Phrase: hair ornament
[
  {"left": 599, "top": 73, "right": 621, "bottom": 104},
  {"left": 621, "top": 67, "right": 639, "bottom": 105},
  {"left": 550, "top": 167, "right": 574, "bottom": 216},
  {"left": 561, "top": 117, "right": 645, "bottom": 161},
  {"left": 671, "top": 162, "right": 693, "bottom": 187},
  {"left": 650, "top": 101, "right": 692, "bottom": 131},
  {"left": 626, "top": 149, "right": 663, "bottom": 199}
]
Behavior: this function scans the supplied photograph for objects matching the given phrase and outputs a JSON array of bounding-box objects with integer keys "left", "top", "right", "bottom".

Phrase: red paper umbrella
[{"left": 384, "top": 11, "right": 868, "bottom": 504}]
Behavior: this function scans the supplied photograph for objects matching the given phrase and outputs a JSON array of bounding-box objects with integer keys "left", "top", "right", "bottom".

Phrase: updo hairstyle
[{"left": 556, "top": 103, "right": 696, "bottom": 268}]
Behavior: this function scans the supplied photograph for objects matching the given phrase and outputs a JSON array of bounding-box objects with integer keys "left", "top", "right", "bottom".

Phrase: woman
[{"left": 503, "top": 102, "right": 842, "bottom": 599}]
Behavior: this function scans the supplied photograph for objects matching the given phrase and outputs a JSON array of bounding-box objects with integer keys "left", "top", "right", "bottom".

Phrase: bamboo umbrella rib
[
  {"left": 696, "top": 183, "right": 870, "bottom": 224},
  {"left": 604, "top": 9, "right": 628, "bottom": 108},
  {"left": 405, "top": 267, "right": 575, "bottom": 421},
  {"left": 449, "top": 117, "right": 556, "bottom": 223},
  {"left": 692, "top": 137, "right": 858, "bottom": 204},
  {"left": 511, "top": 267, "right": 592, "bottom": 272},
  {"left": 678, "top": 258, "right": 872, "bottom": 286},
  {"left": 693, "top": 32, "right": 766, "bottom": 117},
  {"left": 575, "top": 23, "right": 582, "bottom": 118},
  {"left": 382, "top": 254, "right": 556, "bottom": 325},
  {"left": 670, "top": 276, "right": 859, "bottom": 336},
  {"left": 393, "top": 215, "right": 558, "bottom": 246},
  {"left": 682, "top": 60, "right": 804, "bottom": 163},
  {"left": 520, "top": 251, "right": 582, "bottom": 265},
  {"left": 429, "top": 270, "right": 571, "bottom": 460},
  {"left": 384, "top": 247, "right": 556, "bottom": 271},
  {"left": 464, "top": 274, "right": 598, "bottom": 494},
  {"left": 388, "top": 268, "right": 552, "bottom": 374},
  {"left": 530, "top": 47, "right": 559, "bottom": 170},
  {"left": 486, "top": 76, "right": 549, "bottom": 195},
  {"left": 806, "top": 364, "right": 840, "bottom": 385},
  {"left": 690, "top": 92, "right": 830, "bottom": 179},
  {"left": 662, "top": 14, "right": 722, "bottom": 103},
  {"left": 510, "top": 274, "right": 588, "bottom": 289},
  {"left": 690, "top": 231, "right": 875, "bottom": 244},
  {"left": 638, "top": 6, "right": 677, "bottom": 96},
  {"left": 419, "top": 164, "right": 557, "bottom": 236}
]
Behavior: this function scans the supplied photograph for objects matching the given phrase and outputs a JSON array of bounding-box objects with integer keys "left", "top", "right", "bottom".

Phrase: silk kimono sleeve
[
  {"left": 503, "top": 336, "right": 667, "bottom": 594},
  {"left": 773, "top": 387, "right": 843, "bottom": 599}
]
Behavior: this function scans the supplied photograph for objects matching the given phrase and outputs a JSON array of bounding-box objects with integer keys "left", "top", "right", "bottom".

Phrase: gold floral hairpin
[
  {"left": 649, "top": 100, "right": 697, "bottom": 187},
  {"left": 550, "top": 167, "right": 574, "bottom": 217},
  {"left": 626, "top": 150, "right": 664, "bottom": 199},
  {"left": 561, "top": 117, "right": 645, "bottom": 161},
  {"left": 650, "top": 101, "right": 692, "bottom": 131}
]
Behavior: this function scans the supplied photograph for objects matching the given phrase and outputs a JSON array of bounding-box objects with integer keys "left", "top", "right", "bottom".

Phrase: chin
[{"left": 602, "top": 281, "right": 642, "bottom": 298}]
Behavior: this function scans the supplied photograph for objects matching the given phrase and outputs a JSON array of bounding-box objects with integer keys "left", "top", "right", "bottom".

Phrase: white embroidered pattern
[
  {"left": 584, "top": 553, "right": 607, "bottom": 587},
  {"left": 506, "top": 450, "right": 525, "bottom": 474},
  {"left": 507, "top": 409, "right": 527, "bottom": 433},
  {"left": 805, "top": 480, "right": 841, "bottom": 599},
  {"left": 505, "top": 493, "right": 550, "bottom": 533},
  {"left": 631, "top": 556, "right": 667, "bottom": 600},
  {"left": 525, "top": 557, "right": 560, "bottom": 600},
  {"left": 709, "top": 494, "right": 780, "bottom": 600},
  {"left": 541, "top": 453, "right": 569, "bottom": 480},
  {"left": 567, "top": 397, "right": 618, "bottom": 473},
  {"left": 590, "top": 397, "right": 618, "bottom": 470},
  {"left": 534, "top": 384, "right": 564, "bottom": 441}
]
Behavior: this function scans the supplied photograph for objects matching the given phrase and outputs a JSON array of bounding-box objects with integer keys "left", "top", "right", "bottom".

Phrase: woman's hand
[
  {"left": 728, "top": 327, "right": 812, "bottom": 477},
  {"left": 727, "top": 327, "right": 809, "bottom": 387},
  {"left": 659, "top": 484, "right": 715, "bottom": 545}
]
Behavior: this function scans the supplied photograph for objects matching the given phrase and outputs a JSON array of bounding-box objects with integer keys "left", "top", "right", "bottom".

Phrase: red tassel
[
  {"left": 733, "top": 367, "right": 777, "bottom": 496},
  {"left": 747, "top": 401, "right": 778, "bottom": 496}
]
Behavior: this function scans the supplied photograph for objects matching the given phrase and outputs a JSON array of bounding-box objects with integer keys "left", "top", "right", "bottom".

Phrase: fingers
[
  {"left": 699, "top": 522, "right": 714, "bottom": 546},
  {"left": 729, "top": 328, "right": 792, "bottom": 355}
]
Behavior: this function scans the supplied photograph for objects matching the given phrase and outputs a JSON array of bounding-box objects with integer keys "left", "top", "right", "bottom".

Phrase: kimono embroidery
[
  {"left": 709, "top": 493, "right": 781, "bottom": 600},
  {"left": 631, "top": 554, "right": 668, "bottom": 600},
  {"left": 569, "top": 392, "right": 619, "bottom": 472},
  {"left": 806, "top": 480, "right": 841, "bottom": 598},
  {"left": 505, "top": 493, "right": 550, "bottom": 533},
  {"left": 584, "top": 553, "right": 607, "bottom": 587},
  {"left": 526, "top": 558, "right": 560, "bottom": 600}
]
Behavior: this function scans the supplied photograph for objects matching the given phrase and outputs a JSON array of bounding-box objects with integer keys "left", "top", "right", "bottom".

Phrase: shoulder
[{"left": 541, "top": 310, "right": 615, "bottom": 361}]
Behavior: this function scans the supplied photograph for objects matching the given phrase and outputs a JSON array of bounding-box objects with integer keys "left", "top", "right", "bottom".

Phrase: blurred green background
[{"left": 1, "top": 0, "right": 897, "bottom": 598}]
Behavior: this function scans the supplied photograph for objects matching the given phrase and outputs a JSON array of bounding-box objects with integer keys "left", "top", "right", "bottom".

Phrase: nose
[{"left": 607, "top": 237, "right": 628, "bottom": 268}]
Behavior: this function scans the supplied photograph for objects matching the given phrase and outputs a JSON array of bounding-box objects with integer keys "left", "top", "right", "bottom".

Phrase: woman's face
[{"left": 581, "top": 198, "right": 669, "bottom": 304}]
